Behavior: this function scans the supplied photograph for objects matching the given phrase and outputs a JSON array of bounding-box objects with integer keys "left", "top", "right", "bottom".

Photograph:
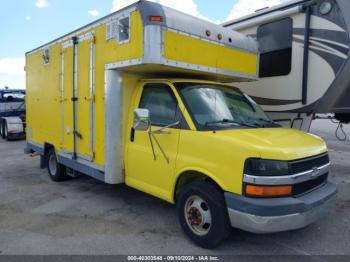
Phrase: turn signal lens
[
  {"left": 149, "top": 16, "right": 163, "bottom": 22},
  {"left": 245, "top": 185, "right": 292, "bottom": 197}
]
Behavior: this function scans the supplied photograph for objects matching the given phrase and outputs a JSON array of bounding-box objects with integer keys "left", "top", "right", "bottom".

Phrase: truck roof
[{"left": 27, "top": 0, "right": 257, "bottom": 55}]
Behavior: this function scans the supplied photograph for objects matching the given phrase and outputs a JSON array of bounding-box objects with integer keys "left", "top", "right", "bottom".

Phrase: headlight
[{"left": 244, "top": 159, "right": 290, "bottom": 176}]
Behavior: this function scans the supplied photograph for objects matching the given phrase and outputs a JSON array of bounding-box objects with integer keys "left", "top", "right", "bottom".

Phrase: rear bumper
[
  {"left": 7, "top": 132, "right": 25, "bottom": 140},
  {"left": 225, "top": 182, "right": 337, "bottom": 234}
]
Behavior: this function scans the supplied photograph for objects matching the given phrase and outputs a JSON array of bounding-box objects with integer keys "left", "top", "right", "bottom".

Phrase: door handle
[{"left": 130, "top": 128, "right": 135, "bottom": 142}]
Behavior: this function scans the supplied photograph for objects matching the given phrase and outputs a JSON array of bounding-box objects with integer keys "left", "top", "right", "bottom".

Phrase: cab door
[{"left": 126, "top": 83, "right": 182, "bottom": 201}]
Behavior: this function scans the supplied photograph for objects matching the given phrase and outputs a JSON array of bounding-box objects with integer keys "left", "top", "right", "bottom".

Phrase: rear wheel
[
  {"left": 177, "top": 181, "right": 232, "bottom": 249},
  {"left": 3, "top": 120, "right": 8, "bottom": 140},
  {"left": 47, "top": 148, "right": 69, "bottom": 182},
  {"left": 0, "top": 120, "right": 3, "bottom": 139}
]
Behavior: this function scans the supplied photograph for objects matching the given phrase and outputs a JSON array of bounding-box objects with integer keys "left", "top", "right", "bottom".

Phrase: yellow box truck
[{"left": 25, "top": 0, "right": 337, "bottom": 248}]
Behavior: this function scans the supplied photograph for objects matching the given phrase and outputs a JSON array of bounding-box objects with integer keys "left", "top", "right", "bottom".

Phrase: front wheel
[
  {"left": 177, "top": 181, "right": 232, "bottom": 249},
  {"left": 47, "top": 148, "right": 69, "bottom": 182}
]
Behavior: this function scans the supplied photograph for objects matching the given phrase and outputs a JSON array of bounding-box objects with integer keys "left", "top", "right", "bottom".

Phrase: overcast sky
[{"left": 0, "top": 0, "right": 287, "bottom": 89}]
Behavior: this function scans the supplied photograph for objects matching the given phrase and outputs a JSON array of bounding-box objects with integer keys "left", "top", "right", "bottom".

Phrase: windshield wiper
[
  {"left": 205, "top": 119, "right": 257, "bottom": 128},
  {"left": 256, "top": 118, "right": 275, "bottom": 124},
  {"left": 247, "top": 117, "right": 277, "bottom": 127}
]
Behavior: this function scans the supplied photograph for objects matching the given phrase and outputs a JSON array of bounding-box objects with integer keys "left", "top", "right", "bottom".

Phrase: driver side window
[{"left": 139, "top": 83, "right": 178, "bottom": 127}]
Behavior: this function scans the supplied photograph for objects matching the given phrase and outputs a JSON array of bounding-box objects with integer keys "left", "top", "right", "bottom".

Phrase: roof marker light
[{"left": 149, "top": 16, "right": 163, "bottom": 22}]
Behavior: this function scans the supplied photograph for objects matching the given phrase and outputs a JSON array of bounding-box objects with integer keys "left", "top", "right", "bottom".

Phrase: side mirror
[{"left": 133, "top": 108, "right": 150, "bottom": 131}]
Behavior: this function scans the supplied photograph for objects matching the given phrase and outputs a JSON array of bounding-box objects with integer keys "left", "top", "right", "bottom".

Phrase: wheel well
[
  {"left": 43, "top": 143, "right": 54, "bottom": 156},
  {"left": 41, "top": 143, "right": 54, "bottom": 169},
  {"left": 174, "top": 171, "right": 222, "bottom": 203}
]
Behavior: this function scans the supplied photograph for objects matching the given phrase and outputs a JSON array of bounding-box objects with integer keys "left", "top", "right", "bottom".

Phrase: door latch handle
[
  {"left": 74, "top": 131, "right": 83, "bottom": 139},
  {"left": 130, "top": 128, "right": 135, "bottom": 142}
]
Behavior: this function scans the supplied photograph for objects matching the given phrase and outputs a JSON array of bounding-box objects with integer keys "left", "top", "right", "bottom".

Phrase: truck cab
[{"left": 126, "top": 79, "right": 336, "bottom": 248}]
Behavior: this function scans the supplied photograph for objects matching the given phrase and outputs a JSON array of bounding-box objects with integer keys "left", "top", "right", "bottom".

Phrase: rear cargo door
[
  {"left": 61, "top": 33, "right": 95, "bottom": 161},
  {"left": 76, "top": 34, "right": 95, "bottom": 161}
]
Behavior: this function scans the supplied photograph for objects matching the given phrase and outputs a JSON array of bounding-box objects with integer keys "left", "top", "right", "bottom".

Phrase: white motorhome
[{"left": 223, "top": 0, "right": 350, "bottom": 131}]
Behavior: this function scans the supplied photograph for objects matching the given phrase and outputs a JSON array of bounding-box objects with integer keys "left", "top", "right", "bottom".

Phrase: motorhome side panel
[{"left": 223, "top": 0, "right": 350, "bottom": 119}]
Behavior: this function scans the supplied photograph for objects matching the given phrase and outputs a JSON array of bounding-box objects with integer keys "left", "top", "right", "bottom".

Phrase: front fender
[{"left": 171, "top": 166, "right": 228, "bottom": 203}]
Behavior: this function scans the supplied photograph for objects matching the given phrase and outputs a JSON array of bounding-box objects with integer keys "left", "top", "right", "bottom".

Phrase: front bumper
[{"left": 225, "top": 182, "right": 337, "bottom": 234}]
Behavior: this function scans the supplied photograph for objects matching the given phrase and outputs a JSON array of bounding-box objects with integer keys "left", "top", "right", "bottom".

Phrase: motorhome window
[
  {"left": 118, "top": 16, "right": 130, "bottom": 43},
  {"left": 139, "top": 84, "right": 178, "bottom": 127},
  {"left": 257, "top": 18, "right": 293, "bottom": 77}
]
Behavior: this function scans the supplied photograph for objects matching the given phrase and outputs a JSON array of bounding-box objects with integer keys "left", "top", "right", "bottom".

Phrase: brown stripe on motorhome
[{"left": 250, "top": 96, "right": 301, "bottom": 106}]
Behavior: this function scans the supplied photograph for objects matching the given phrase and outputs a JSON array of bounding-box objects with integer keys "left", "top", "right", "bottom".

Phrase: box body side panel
[
  {"left": 26, "top": 10, "right": 144, "bottom": 172},
  {"left": 163, "top": 30, "right": 258, "bottom": 77},
  {"left": 26, "top": 43, "right": 63, "bottom": 148}
]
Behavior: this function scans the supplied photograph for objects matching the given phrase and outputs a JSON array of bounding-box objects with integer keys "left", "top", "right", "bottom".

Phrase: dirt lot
[{"left": 0, "top": 120, "right": 349, "bottom": 255}]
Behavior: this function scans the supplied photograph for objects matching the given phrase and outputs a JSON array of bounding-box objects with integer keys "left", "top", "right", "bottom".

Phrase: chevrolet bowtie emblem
[{"left": 311, "top": 167, "right": 320, "bottom": 178}]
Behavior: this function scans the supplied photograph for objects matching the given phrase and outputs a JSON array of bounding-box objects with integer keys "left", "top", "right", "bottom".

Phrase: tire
[
  {"left": 0, "top": 120, "right": 3, "bottom": 139},
  {"left": 3, "top": 120, "right": 8, "bottom": 140},
  {"left": 177, "top": 181, "right": 232, "bottom": 249},
  {"left": 46, "top": 148, "right": 69, "bottom": 182}
]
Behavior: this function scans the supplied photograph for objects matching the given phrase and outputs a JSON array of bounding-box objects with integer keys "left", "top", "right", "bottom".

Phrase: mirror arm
[
  {"left": 149, "top": 131, "right": 170, "bottom": 164},
  {"left": 147, "top": 121, "right": 179, "bottom": 164},
  {"left": 150, "top": 121, "right": 180, "bottom": 134}
]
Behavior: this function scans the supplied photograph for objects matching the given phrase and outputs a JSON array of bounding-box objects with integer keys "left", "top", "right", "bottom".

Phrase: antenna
[{"left": 255, "top": 7, "right": 269, "bottom": 13}]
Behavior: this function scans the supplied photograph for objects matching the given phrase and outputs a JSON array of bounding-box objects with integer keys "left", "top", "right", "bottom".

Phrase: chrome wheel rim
[
  {"left": 48, "top": 153, "right": 57, "bottom": 175},
  {"left": 184, "top": 195, "right": 212, "bottom": 236}
]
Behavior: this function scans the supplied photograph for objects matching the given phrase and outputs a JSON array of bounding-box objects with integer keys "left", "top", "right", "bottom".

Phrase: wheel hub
[
  {"left": 187, "top": 207, "right": 203, "bottom": 226},
  {"left": 184, "top": 195, "right": 212, "bottom": 236}
]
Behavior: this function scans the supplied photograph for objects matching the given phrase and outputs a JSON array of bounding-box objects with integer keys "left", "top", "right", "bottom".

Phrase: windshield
[
  {"left": 1, "top": 91, "right": 25, "bottom": 102},
  {"left": 176, "top": 83, "right": 279, "bottom": 130}
]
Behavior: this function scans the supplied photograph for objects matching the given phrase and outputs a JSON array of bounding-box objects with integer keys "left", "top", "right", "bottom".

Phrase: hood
[{"left": 214, "top": 128, "right": 327, "bottom": 160}]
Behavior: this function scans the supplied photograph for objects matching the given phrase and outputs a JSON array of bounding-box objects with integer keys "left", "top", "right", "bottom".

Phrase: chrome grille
[{"left": 290, "top": 153, "right": 330, "bottom": 174}]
